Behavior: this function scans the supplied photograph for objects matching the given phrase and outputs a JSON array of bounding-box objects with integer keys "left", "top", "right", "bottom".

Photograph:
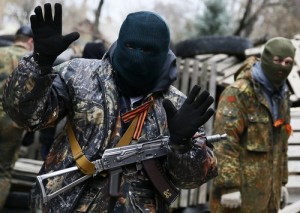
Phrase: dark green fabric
[
  {"left": 261, "top": 37, "right": 295, "bottom": 89},
  {"left": 112, "top": 11, "right": 170, "bottom": 96}
]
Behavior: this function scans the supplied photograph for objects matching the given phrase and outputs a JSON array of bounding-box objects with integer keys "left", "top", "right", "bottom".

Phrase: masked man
[
  {"left": 210, "top": 37, "right": 295, "bottom": 213},
  {"left": 2, "top": 3, "right": 218, "bottom": 213}
]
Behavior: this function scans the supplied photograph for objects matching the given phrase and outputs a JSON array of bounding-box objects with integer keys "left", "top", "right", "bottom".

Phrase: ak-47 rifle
[{"left": 37, "top": 134, "right": 227, "bottom": 204}]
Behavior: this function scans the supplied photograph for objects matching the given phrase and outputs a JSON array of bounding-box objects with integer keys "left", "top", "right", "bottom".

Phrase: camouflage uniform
[
  {"left": 3, "top": 53, "right": 217, "bottom": 213},
  {"left": 210, "top": 57, "right": 290, "bottom": 213},
  {"left": 0, "top": 44, "right": 29, "bottom": 208}
]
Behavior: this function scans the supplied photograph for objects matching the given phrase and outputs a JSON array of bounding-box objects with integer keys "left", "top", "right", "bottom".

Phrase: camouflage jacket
[
  {"left": 0, "top": 44, "right": 29, "bottom": 119},
  {"left": 210, "top": 57, "right": 291, "bottom": 213},
  {"left": 2, "top": 54, "right": 217, "bottom": 213}
]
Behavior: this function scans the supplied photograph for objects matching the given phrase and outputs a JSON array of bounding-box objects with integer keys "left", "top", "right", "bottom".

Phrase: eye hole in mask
[
  {"left": 125, "top": 43, "right": 154, "bottom": 53},
  {"left": 272, "top": 56, "right": 293, "bottom": 66}
]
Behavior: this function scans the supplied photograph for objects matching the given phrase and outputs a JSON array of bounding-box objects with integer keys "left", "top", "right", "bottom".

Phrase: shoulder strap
[
  {"left": 67, "top": 116, "right": 140, "bottom": 175},
  {"left": 67, "top": 122, "right": 95, "bottom": 175}
]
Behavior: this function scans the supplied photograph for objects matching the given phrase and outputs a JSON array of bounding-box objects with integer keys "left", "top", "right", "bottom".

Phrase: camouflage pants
[{"left": 0, "top": 115, "right": 23, "bottom": 208}]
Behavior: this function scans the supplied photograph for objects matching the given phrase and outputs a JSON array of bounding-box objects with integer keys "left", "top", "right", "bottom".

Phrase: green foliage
[{"left": 194, "top": 0, "right": 231, "bottom": 36}]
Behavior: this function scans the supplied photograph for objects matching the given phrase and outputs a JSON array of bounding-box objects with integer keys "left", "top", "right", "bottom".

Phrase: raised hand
[
  {"left": 163, "top": 85, "right": 215, "bottom": 145},
  {"left": 30, "top": 3, "right": 80, "bottom": 66}
]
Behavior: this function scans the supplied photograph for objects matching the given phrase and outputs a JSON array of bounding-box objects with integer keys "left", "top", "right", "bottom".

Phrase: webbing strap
[
  {"left": 67, "top": 122, "right": 95, "bottom": 175},
  {"left": 115, "top": 116, "right": 139, "bottom": 147}
]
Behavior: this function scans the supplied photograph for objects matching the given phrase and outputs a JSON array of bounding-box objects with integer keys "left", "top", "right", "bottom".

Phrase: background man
[
  {"left": 210, "top": 37, "right": 295, "bottom": 213},
  {"left": 0, "top": 25, "right": 33, "bottom": 209}
]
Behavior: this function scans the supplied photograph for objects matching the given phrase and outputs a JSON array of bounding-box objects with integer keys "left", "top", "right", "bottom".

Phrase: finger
[
  {"left": 34, "top": 6, "right": 44, "bottom": 26},
  {"left": 44, "top": 3, "right": 53, "bottom": 25},
  {"left": 194, "top": 90, "right": 210, "bottom": 108},
  {"left": 197, "top": 108, "right": 215, "bottom": 126},
  {"left": 30, "top": 15, "right": 38, "bottom": 32},
  {"left": 195, "top": 96, "right": 214, "bottom": 114},
  {"left": 162, "top": 99, "right": 177, "bottom": 120},
  {"left": 54, "top": 3, "right": 62, "bottom": 34},
  {"left": 185, "top": 85, "right": 201, "bottom": 104},
  {"left": 195, "top": 96, "right": 214, "bottom": 117},
  {"left": 62, "top": 32, "right": 80, "bottom": 49}
]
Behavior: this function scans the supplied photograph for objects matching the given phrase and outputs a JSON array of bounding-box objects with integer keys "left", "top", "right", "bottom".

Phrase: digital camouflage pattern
[
  {"left": 3, "top": 54, "right": 217, "bottom": 213},
  {"left": 210, "top": 56, "right": 291, "bottom": 213},
  {"left": 0, "top": 44, "right": 29, "bottom": 208}
]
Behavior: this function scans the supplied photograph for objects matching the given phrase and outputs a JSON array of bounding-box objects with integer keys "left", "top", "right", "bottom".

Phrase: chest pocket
[{"left": 246, "top": 113, "right": 271, "bottom": 152}]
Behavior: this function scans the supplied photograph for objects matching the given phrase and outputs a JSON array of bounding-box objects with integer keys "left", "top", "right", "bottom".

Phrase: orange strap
[{"left": 67, "top": 122, "right": 95, "bottom": 175}]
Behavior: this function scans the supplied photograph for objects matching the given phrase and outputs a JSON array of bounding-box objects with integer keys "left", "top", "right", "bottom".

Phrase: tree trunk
[{"left": 92, "top": 0, "right": 104, "bottom": 40}]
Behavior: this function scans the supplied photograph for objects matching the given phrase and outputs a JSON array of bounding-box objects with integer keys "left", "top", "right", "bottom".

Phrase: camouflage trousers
[{"left": 0, "top": 115, "right": 24, "bottom": 208}]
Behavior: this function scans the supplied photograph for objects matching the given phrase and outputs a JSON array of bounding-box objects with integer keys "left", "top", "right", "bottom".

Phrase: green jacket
[
  {"left": 0, "top": 43, "right": 30, "bottom": 208},
  {"left": 210, "top": 57, "right": 290, "bottom": 213},
  {"left": 0, "top": 44, "right": 29, "bottom": 118}
]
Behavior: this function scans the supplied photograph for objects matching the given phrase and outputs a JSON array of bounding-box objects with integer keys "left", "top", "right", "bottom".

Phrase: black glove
[
  {"left": 163, "top": 85, "right": 214, "bottom": 145},
  {"left": 30, "top": 3, "right": 80, "bottom": 66}
]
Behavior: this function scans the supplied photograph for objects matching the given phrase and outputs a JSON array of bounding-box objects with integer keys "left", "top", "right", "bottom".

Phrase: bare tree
[
  {"left": 92, "top": 0, "right": 104, "bottom": 40},
  {"left": 230, "top": 0, "right": 300, "bottom": 44},
  {"left": 3, "top": 0, "right": 36, "bottom": 26}
]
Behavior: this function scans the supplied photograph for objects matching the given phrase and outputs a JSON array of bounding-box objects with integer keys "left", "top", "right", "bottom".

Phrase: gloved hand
[
  {"left": 30, "top": 3, "right": 80, "bottom": 66},
  {"left": 163, "top": 85, "right": 214, "bottom": 145},
  {"left": 221, "top": 191, "right": 242, "bottom": 208},
  {"left": 280, "top": 186, "right": 289, "bottom": 209}
]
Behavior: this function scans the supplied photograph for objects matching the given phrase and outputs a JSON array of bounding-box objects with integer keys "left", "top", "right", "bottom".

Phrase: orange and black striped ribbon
[{"left": 121, "top": 96, "right": 154, "bottom": 140}]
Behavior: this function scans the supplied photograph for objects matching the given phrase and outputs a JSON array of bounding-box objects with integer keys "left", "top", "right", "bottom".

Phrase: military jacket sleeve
[
  {"left": 167, "top": 136, "right": 217, "bottom": 189},
  {"left": 2, "top": 55, "right": 69, "bottom": 130},
  {"left": 212, "top": 84, "right": 247, "bottom": 192},
  {"left": 162, "top": 87, "right": 218, "bottom": 189}
]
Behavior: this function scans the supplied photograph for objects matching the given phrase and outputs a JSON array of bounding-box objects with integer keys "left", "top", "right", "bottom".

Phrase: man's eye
[
  {"left": 125, "top": 43, "right": 134, "bottom": 49},
  {"left": 283, "top": 58, "right": 293, "bottom": 66},
  {"left": 142, "top": 48, "right": 153, "bottom": 53},
  {"left": 273, "top": 56, "right": 280, "bottom": 64},
  {"left": 284, "top": 61, "right": 292, "bottom": 66}
]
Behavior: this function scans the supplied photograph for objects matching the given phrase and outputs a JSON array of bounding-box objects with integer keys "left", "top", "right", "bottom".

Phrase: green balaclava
[
  {"left": 112, "top": 11, "right": 170, "bottom": 97},
  {"left": 261, "top": 37, "right": 295, "bottom": 90}
]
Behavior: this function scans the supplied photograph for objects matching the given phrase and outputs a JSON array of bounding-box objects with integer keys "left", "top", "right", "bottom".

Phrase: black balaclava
[
  {"left": 261, "top": 37, "right": 295, "bottom": 90},
  {"left": 112, "top": 11, "right": 170, "bottom": 97}
]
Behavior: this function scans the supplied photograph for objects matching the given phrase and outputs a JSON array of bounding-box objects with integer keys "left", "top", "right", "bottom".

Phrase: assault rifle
[{"left": 37, "top": 134, "right": 227, "bottom": 204}]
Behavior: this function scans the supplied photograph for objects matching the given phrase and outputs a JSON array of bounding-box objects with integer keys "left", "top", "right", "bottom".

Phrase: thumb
[
  {"left": 62, "top": 32, "right": 80, "bottom": 48},
  {"left": 163, "top": 99, "right": 177, "bottom": 120}
]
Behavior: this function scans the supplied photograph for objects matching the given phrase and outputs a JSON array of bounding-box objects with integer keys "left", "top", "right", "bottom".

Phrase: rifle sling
[
  {"left": 115, "top": 116, "right": 139, "bottom": 147},
  {"left": 68, "top": 99, "right": 179, "bottom": 205},
  {"left": 68, "top": 112, "right": 140, "bottom": 175},
  {"left": 142, "top": 159, "right": 179, "bottom": 205},
  {"left": 67, "top": 122, "right": 95, "bottom": 175}
]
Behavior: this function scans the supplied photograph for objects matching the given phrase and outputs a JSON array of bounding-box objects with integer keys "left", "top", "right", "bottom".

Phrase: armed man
[{"left": 2, "top": 3, "right": 218, "bottom": 213}]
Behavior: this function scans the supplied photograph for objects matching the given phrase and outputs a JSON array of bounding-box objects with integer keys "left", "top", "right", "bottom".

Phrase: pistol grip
[{"left": 109, "top": 168, "right": 123, "bottom": 197}]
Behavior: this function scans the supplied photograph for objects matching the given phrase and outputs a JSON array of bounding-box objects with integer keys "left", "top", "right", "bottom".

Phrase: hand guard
[
  {"left": 30, "top": 3, "right": 80, "bottom": 66},
  {"left": 221, "top": 191, "right": 242, "bottom": 208},
  {"left": 163, "top": 85, "right": 214, "bottom": 145}
]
